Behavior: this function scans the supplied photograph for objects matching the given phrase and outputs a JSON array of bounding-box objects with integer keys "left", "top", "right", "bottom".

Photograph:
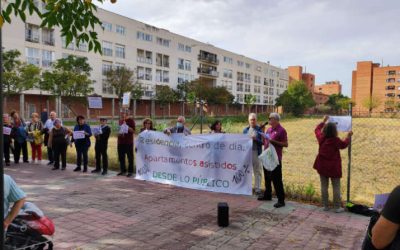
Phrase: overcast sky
[{"left": 100, "top": 0, "right": 400, "bottom": 96}]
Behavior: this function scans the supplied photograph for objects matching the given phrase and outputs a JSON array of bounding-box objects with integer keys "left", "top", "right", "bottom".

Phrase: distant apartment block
[
  {"left": 315, "top": 81, "right": 342, "bottom": 96},
  {"left": 2, "top": 2, "right": 288, "bottom": 118},
  {"left": 352, "top": 61, "right": 400, "bottom": 113}
]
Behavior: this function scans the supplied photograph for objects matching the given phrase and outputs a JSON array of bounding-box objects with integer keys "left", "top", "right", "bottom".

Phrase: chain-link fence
[{"left": 278, "top": 114, "right": 400, "bottom": 206}]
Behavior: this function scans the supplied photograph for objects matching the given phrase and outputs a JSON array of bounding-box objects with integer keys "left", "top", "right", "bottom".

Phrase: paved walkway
[{"left": 5, "top": 162, "right": 369, "bottom": 250}]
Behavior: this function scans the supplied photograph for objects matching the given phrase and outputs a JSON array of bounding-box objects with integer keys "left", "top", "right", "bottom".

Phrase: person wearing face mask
[
  {"left": 117, "top": 111, "right": 136, "bottom": 177},
  {"left": 164, "top": 116, "right": 191, "bottom": 136}
]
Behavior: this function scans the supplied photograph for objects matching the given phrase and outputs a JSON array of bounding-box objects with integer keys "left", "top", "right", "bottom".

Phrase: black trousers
[
  {"left": 3, "top": 137, "right": 10, "bottom": 163},
  {"left": 75, "top": 144, "right": 89, "bottom": 169},
  {"left": 47, "top": 146, "right": 54, "bottom": 163},
  {"left": 14, "top": 141, "right": 28, "bottom": 163},
  {"left": 263, "top": 162, "right": 285, "bottom": 203},
  {"left": 53, "top": 143, "right": 67, "bottom": 169},
  {"left": 95, "top": 143, "right": 108, "bottom": 172},
  {"left": 118, "top": 144, "right": 134, "bottom": 173}
]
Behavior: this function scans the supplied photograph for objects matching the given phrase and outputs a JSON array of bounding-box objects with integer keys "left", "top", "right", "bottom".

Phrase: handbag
[{"left": 258, "top": 144, "right": 279, "bottom": 171}]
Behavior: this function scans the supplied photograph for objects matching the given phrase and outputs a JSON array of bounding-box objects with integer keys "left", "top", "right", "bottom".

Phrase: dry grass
[{"left": 36, "top": 117, "right": 399, "bottom": 205}]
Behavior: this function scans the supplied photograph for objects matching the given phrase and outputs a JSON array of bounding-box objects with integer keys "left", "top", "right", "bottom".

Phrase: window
[
  {"left": 61, "top": 37, "right": 74, "bottom": 50},
  {"left": 223, "top": 56, "right": 233, "bottom": 64},
  {"left": 178, "top": 73, "right": 185, "bottom": 84},
  {"left": 237, "top": 72, "right": 244, "bottom": 81},
  {"left": 254, "top": 86, "right": 261, "bottom": 93},
  {"left": 178, "top": 43, "right": 185, "bottom": 51},
  {"left": 269, "top": 79, "right": 274, "bottom": 87},
  {"left": 163, "top": 71, "right": 169, "bottom": 83},
  {"left": 102, "top": 22, "right": 112, "bottom": 32},
  {"left": 386, "top": 78, "right": 395, "bottom": 83},
  {"left": 223, "top": 69, "right": 233, "bottom": 79},
  {"left": 116, "top": 25, "right": 126, "bottom": 35},
  {"left": 254, "top": 76, "right": 261, "bottom": 84},
  {"left": 185, "top": 45, "right": 191, "bottom": 52},
  {"left": 237, "top": 60, "right": 244, "bottom": 67},
  {"left": 145, "top": 68, "right": 152, "bottom": 81},
  {"left": 236, "top": 82, "right": 243, "bottom": 92},
  {"left": 26, "top": 47, "right": 40, "bottom": 66},
  {"left": 386, "top": 93, "right": 395, "bottom": 97},
  {"left": 76, "top": 41, "right": 88, "bottom": 52},
  {"left": 245, "top": 63, "right": 251, "bottom": 69},
  {"left": 102, "top": 41, "right": 113, "bottom": 56},
  {"left": 244, "top": 73, "right": 251, "bottom": 82},
  {"left": 156, "top": 37, "right": 170, "bottom": 47},
  {"left": 245, "top": 84, "right": 251, "bottom": 92},
  {"left": 184, "top": 60, "right": 191, "bottom": 71},
  {"left": 155, "top": 70, "right": 169, "bottom": 83},
  {"left": 137, "top": 31, "right": 152, "bottom": 41},
  {"left": 156, "top": 53, "right": 169, "bottom": 68},
  {"left": 25, "top": 24, "right": 40, "bottom": 43},
  {"left": 387, "top": 70, "right": 396, "bottom": 75},
  {"left": 236, "top": 94, "right": 244, "bottom": 102},
  {"left": 115, "top": 44, "right": 125, "bottom": 58},
  {"left": 137, "top": 49, "right": 152, "bottom": 64},
  {"left": 42, "top": 28, "right": 54, "bottom": 46},
  {"left": 178, "top": 58, "right": 184, "bottom": 70},
  {"left": 115, "top": 63, "right": 125, "bottom": 70},
  {"left": 137, "top": 66, "right": 145, "bottom": 80},
  {"left": 102, "top": 61, "right": 112, "bottom": 75},
  {"left": 255, "top": 95, "right": 261, "bottom": 103},
  {"left": 269, "top": 88, "right": 274, "bottom": 95},
  {"left": 102, "top": 80, "right": 114, "bottom": 94},
  {"left": 42, "top": 50, "right": 54, "bottom": 67}
]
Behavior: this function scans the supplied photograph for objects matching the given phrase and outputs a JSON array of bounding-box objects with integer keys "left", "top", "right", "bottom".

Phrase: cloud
[{"left": 100, "top": 0, "right": 400, "bottom": 96}]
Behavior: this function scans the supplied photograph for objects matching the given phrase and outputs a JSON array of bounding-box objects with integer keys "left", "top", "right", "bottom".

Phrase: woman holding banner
[
  {"left": 313, "top": 115, "right": 352, "bottom": 213},
  {"left": 72, "top": 115, "right": 92, "bottom": 173}
]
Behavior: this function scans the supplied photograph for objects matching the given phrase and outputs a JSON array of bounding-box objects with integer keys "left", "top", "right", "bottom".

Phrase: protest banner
[
  {"left": 329, "top": 116, "right": 352, "bottom": 132},
  {"left": 135, "top": 131, "right": 253, "bottom": 195}
]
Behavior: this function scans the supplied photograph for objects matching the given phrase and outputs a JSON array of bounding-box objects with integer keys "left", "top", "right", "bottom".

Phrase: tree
[
  {"left": 384, "top": 97, "right": 396, "bottom": 112},
  {"left": 1, "top": 0, "right": 119, "bottom": 53},
  {"left": 155, "top": 85, "right": 178, "bottom": 119},
  {"left": 104, "top": 66, "right": 142, "bottom": 109},
  {"left": 362, "top": 95, "right": 382, "bottom": 116},
  {"left": 41, "top": 55, "right": 93, "bottom": 115},
  {"left": 275, "top": 80, "right": 315, "bottom": 116},
  {"left": 244, "top": 94, "right": 256, "bottom": 113},
  {"left": 327, "top": 94, "right": 353, "bottom": 114},
  {"left": 2, "top": 50, "right": 41, "bottom": 96}
]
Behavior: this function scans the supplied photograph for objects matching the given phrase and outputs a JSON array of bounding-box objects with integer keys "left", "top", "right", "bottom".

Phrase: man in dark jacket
[
  {"left": 73, "top": 115, "right": 92, "bottom": 172},
  {"left": 117, "top": 111, "right": 135, "bottom": 177},
  {"left": 92, "top": 118, "right": 111, "bottom": 175}
]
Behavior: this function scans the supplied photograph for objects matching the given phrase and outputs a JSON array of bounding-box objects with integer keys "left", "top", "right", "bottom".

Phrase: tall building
[
  {"left": 287, "top": 66, "right": 329, "bottom": 105},
  {"left": 315, "top": 81, "right": 342, "bottom": 96},
  {"left": 352, "top": 61, "right": 400, "bottom": 113},
  {"left": 2, "top": 2, "right": 289, "bottom": 118}
]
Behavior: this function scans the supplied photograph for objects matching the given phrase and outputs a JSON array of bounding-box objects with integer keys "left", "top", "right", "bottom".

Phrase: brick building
[
  {"left": 315, "top": 81, "right": 342, "bottom": 96},
  {"left": 352, "top": 61, "right": 400, "bottom": 113}
]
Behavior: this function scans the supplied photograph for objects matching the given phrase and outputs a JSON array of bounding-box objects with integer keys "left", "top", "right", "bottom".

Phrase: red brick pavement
[{"left": 5, "top": 163, "right": 369, "bottom": 249}]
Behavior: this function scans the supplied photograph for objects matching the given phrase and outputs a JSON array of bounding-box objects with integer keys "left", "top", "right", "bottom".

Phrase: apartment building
[
  {"left": 352, "top": 61, "right": 400, "bottom": 113},
  {"left": 315, "top": 81, "right": 342, "bottom": 96},
  {"left": 287, "top": 66, "right": 329, "bottom": 105},
  {"left": 2, "top": 3, "right": 288, "bottom": 118}
]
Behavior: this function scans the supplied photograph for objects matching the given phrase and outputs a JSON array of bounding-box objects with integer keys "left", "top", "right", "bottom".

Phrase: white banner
[
  {"left": 135, "top": 131, "right": 253, "bottom": 195},
  {"left": 88, "top": 96, "right": 103, "bottom": 109},
  {"left": 329, "top": 116, "right": 352, "bottom": 132}
]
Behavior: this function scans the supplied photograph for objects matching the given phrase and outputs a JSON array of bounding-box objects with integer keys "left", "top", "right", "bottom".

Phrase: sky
[{"left": 100, "top": 0, "right": 400, "bottom": 96}]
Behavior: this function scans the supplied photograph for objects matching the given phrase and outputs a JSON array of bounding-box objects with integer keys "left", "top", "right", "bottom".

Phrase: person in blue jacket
[
  {"left": 73, "top": 115, "right": 92, "bottom": 173},
  {"left": 242, "top": 113, "right": 263, "bottom": 195}
]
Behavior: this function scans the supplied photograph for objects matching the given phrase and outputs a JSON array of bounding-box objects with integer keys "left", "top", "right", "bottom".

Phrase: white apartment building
[{"left": 3, "top": 3, "right": 288, "bottom": 117}]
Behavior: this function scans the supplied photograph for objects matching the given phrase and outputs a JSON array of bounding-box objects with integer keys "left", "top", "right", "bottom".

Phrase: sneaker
[
  {"left": 323, "top": 206, "right": 330, "bottom": 211},
  {"left": 101, "top": 171, "right": 107, "bottom": 176},
  {"left": 52, "top": 167, "right": 60, "bottom": 170},
  {"left": 91, "top": 169, "right": 101, "bottom": 173},
  {"left": 73, "top": 166, "right": 82, "bottom": 172},
  {"left": 335, "top": 208, "right": 345, "bottom": 213},
  {"left": 127, "top": 173, "right": 133, "bottom": 177},
  {"left": 117, "top": 172, "right": 126, "bottom": 176},
  {"left": 273, "top": 202, "right": 285, "bottom": 208}
]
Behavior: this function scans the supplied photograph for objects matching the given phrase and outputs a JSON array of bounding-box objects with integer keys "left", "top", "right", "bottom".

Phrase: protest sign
[
  {"left": 3, "top": 127, "right": 11, "bottom": 135},
  {"left": 374, "top": 193, "right": 390, "bottom": 211},
  {"left": 135, "top": 131, "right": 253, "bottom": 195},
  {"left": 329, "top": 116, "right": 352, "bottom": 132},
  {"left": 73, "top": 131, "right": 85, "bottom": 140},
  {"left": 92, "top": 127, "right": 102, "bottom": 135},
  {"left": 88, "top": 96, "right": 103, "bottom": 109},
  {"left": 122, "top": 92, "right": 131, "bottom": 107}
]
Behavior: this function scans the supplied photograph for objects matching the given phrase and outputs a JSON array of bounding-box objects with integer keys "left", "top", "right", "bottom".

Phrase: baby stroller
[{"left": 5, "top": 202, "right": 55, "bottom": 250}]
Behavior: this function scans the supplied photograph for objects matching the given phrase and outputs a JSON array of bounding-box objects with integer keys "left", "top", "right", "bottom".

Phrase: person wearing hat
[
  {"left": 92, "top": 118, "right": 111, "bottom": 175},
  {"left": 72, "top": 115, "right": 92, "bottom": 173},
  {"left": 48, "top": 119, "right": 72, "bottom": 170}
]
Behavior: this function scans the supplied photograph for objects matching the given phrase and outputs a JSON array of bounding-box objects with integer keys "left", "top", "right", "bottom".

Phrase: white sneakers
[{"left": 335, "top": 208, "right": 345, "bottom": 213}]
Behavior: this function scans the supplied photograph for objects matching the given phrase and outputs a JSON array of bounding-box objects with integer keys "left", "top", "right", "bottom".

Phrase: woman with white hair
[
  {"left": 243, "top": 113, "right": 263, "bottom": 195},
  {"left": 258, "top": 112, "right": 288, "bottom": 208},
  {"left": 164, "top": 116, "right": 191, "bottom": 135}
]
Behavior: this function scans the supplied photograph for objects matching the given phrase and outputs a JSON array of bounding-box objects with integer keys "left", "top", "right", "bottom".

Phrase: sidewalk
[{"left": 5, "top": 162, "right": 369, "bottom": 250}]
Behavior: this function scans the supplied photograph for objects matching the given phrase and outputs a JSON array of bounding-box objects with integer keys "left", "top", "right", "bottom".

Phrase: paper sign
[
  {"left": 122, "top": 92, "right": 131, "bottom": 107},
  {"left": 328, "top": 116, "right": 352, "bottom": 132},
  {"left": 119, "top": 124, "right": 129, "bottom": 134},
  {"left": 373, "top": 193, "right": 390, "bottom": 211},
  {"left": 88, "top": 97, "right": 103, "bottom": 109},
  {"left": 73, "top": 131, "right": 85, "bottom": 140},
  {"left": 3, "top": 127, "right": 11, "bottom": 135},
  {"left": 92, "top": 127, "right": 102, "bottom": 135}
]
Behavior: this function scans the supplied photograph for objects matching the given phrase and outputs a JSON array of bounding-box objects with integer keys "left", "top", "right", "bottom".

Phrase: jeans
[
  {"left": 118, "top": 144, "right": 134, "bottom": 173},
  {"left": 264, "top": 162, "right": 285, "bottom": 203},
  {"left": 320, "top": 175, "right": 341, "bottom": 208}
]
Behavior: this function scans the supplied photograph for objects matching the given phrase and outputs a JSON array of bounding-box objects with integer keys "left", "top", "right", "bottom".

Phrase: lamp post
[{"left": 196, "top": 99, "right": 207, "bottom": 134}]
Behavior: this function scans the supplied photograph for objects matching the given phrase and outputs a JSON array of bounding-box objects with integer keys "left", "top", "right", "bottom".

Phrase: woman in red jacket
[{"left": 314, "top": 116, "right": 353, "bottom": 213}]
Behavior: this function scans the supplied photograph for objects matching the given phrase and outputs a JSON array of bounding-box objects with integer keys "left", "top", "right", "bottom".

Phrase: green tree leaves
[{"left": 276, "top": 80, "right": 315, "bottom": 116}]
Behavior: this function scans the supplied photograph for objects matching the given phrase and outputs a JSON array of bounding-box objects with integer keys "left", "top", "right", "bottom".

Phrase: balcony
[
  {"left": 43, "top": 39, "right": 55, "bottom": 46},
  {"left": 386, "top": 85, "right": 395, "bottom": 90},
  {"left": 197, "top": 67, "right": 219, "bottom": 78},
  {"left": 198, "top": 52, "right": 219, "bottom": 65},
  {"left": 26, "top": 35, "right": 40, "bottom": 43},
  {"left": 137, "top": 57, "right": 152, "bottom": 64}
]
